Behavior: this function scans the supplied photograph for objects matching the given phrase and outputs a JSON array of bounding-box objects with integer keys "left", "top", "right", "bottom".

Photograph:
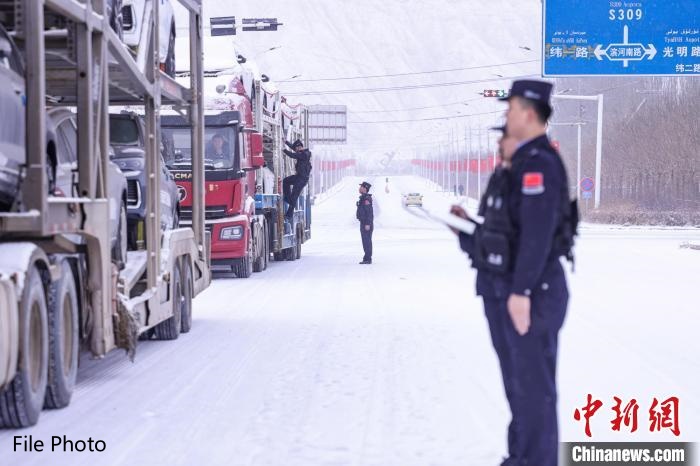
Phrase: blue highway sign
[{"left": 543, "top": 0, "right": 700, "bottom": 76}]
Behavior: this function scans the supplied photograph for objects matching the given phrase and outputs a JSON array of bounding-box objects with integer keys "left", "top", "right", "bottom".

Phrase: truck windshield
[
  {"left": 109, "top": 117, "right": 140, "bottom": 145},
  {"left": 162, "top": 126, "right": 238, "bottom": 170}
]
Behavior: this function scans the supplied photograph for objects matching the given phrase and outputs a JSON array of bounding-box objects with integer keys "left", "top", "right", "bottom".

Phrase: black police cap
[
  {"left": 500, "top": 79, "right": 553, "bottom": 108},
  {"left": 360, "top": 181, "right": 372, "bottom": 191},
  {"left": 292, "top": 139, "right": 304, "bottom": 149}
]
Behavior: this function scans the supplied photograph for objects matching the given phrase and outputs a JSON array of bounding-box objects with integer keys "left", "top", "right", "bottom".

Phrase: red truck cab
[{"left": 162, "top": 104, "right": 264, "bottom": 277}]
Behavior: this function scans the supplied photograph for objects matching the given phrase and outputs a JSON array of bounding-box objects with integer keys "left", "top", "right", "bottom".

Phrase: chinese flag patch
[{"left": 522, "top": 172, "right": 545, "bottom": 195}]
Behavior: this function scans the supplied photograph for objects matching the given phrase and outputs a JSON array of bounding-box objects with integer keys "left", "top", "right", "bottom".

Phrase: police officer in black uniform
[
  {"left": 452, "top": 80, "right": 577, "bottom": 466},
  {"left": 356, "top": 181, "right": 374, "bottom": 264},
  {"left": 283, "top": 139, "right": 312, "bottom": 218},
  {"left": 451, "top": 124, "right": 520, "bottom": 460}
]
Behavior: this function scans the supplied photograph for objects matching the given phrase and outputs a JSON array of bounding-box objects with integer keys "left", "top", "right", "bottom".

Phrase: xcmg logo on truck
[
  {"left": 172, "top": 172, "right": 192, "bottom": 180},
  {"left": 177, "top": 185, "right": 187, "bottom": 202}
]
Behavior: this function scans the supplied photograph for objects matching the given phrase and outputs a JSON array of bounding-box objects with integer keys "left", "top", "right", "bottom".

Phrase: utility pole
[
  {"left": 552, "top": 93, "right": 604, "bottom": 208},
  {"left": 467, "top": 125, "right": 472, "bottom": 201},
  {"left": 477, "top": 119, "right": 482, "bottom": 198}
]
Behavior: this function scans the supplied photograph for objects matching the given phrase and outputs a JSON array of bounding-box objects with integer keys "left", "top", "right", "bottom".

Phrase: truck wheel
[
  {"left": 295, "top": 227, "right": 302, "bottom": 260},
  {"left": 180, "top": 258, "right": 193, "bottom": 334},
  {"left": 262, "top": 223, "right": 269, "bottom": 270},
  {"left": 113, "top": 201, "right": 128, "bottom": 267},
  {"left": 236, "top": 255, "right": 253, "bottom": 278},
  {"left": 45, "top": 260, "right": 79, "bottom": 409},
  {"left": 273, "top": 251, "right": 284, "bottom": 262},
  {"left": 285, "top": 246, "right": 296, "bottom": 261},
  {"left": 0, "top": 266, "right": 49, "bottom": 427},
  {"left": 153, "top": 263, "right": 182, "bottom": 340},
  {"left": 236, "top": 239, "right": 253, "bottom": 278},
  {"left": 253, "top": 224, "right": 264, "bottom": 273}
]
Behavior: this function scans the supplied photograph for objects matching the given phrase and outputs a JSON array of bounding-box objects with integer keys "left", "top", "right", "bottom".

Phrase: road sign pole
[
  {"left": 577, "top": 123, "right": 582, "bottom": 199},
  {"left": 477, "top": 121, "right": 482, "bottom": 198},
  {"left": 552, "top": 93, "right": 604, "bottom": 207},
  {"left": 467, "top": 125, "right": 471, "bottom": 201},
  {"left": 595, "top": 93, "right": 604, "bottom": 209}
]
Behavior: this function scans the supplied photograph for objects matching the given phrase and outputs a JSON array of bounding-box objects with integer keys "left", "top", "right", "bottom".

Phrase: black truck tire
[
  {"left": 285, "top": 246, "right": 296, "bottom": 261},
  {"left": 180, "top": 258, "right": 193, "bottom": 334},
  {"left": 153, "top": 263, "right": 182, "bottom": 340},
  {"left": 262, "top": 223, "right": 269, "bottom": 270},
  {"left": 113, "top": 201, "right": 128, "bottom": 267},
  {"left": 236, "top": 239, "right": 253, "bottom": 278},
  {"left": 45, "top": 260, "right": 79, "bottom": 409},
  {"left": 253, "top": 223, "right": 265, "bottom": 273},
  {"left": 295, "top": 226, "right": 302, "bottom": 260},
  {"left": 0, "top": 266, "right": 49, "bottom": 427}
]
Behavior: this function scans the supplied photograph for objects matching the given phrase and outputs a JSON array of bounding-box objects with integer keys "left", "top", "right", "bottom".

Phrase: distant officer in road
[
  {"left": 356, "top": 181, "right": 374, "bottom": 264},
  {"left": 283, "top": 139, "right": 312, "bottom": 218},
  {"left": 451, "top": 80, "right": 577, "bottom": 466}
]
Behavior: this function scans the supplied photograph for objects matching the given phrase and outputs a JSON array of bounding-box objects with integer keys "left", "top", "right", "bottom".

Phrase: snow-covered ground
[{"left": 2, "top": 176, "right": 698, "bottom": 465}]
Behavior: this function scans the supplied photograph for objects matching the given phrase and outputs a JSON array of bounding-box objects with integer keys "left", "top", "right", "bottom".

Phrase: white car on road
[{"left": 402, "top": 192, "right": 423, "bottom": 207}]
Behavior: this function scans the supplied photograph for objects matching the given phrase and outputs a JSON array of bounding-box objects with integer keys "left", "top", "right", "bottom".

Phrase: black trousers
[
  {"left": 482, "top": 262, "right": 568, "bottom": 466},
  {"left": 360, "top": 224, "right": 373, "bottom": 261},
  {"left": 483, "top": 296, "right": 518, "bottom": 456},
  {"left": 283, "top": 174, "right": 309, "bottom": 215}
]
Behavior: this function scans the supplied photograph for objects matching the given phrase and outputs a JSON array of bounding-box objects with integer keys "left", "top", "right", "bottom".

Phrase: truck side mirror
[{"left": 250, "top": 132, "right": 264, "bottom": 169}]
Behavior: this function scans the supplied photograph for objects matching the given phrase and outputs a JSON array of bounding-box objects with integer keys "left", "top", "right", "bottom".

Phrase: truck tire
[
  {"left": 285, "top": 246, "right": 296, "bottom": 261},
  {"left": 45, "top": 260, "right": 79, "bottom": 409},
  {"left": 236, "top": 255, "right": 253, "bottom": 278},
  {"left": 153, "top": 263, "right": 182, "bottom": 340},
  {"left": 253, "top": 223, "right": 264, "bottom": 273},
  {"left": 295, "top": 227, "right": 302, "bottom": 260},
  {"left": 0, "top": 266, "right": 49, "bottom": 427},
  {"left": 262, "top": 223, "right": 269, "bottom": 271},
  {"left": 112, "top": 201, "right": 128, "bottom": 267},
  {"left": 236, "top": 240, "right": 253, "bottom": 278},
  {"left": 180, "top": 258, "right": 193, "bottom": 334}
]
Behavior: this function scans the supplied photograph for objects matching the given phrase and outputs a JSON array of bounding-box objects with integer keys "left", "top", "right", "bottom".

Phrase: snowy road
[{"left": 2, "top": 176, "right": 699, "bottom": 466}]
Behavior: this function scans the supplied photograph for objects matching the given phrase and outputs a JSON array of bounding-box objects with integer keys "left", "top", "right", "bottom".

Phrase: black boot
[{"left": 359, "top": 259, "right": 372, "bottom": 264}]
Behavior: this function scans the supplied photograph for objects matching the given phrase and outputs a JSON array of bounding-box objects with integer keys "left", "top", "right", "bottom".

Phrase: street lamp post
[
  {"left": 549, "top": 121, "right": 587, "bottom": 199},
  {"left": 552, "top": 93, "right": 604, "bottom": 208}
]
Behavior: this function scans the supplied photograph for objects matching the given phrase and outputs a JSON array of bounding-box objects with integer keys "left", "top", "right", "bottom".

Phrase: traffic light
[{"left": 483, "top": 89, "right": 509, "bottom": 98}]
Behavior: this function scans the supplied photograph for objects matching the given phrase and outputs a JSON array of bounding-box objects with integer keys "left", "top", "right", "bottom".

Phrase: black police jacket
[
  {"left": 356, "top": 193, "right": 374, "bottom": 225},
  {"left": 458, "top": 166, "right": 515, "bottom": 297},
  {"left": 508, "top": 135, "right": 570, "bottom": 296},
  {"left": 459, "top": 134, "right": 570, "bottom": 298},
  {"left": 284, "top": 148, "right": 313, "bottom": 178}
]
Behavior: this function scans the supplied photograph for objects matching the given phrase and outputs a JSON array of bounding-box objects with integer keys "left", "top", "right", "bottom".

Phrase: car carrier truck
[
  {"left": 162, "top": 73, "right": 311, "bottom": 278},
  {"left": 0, "top": 0, "right": 210, "bottom": 427}
]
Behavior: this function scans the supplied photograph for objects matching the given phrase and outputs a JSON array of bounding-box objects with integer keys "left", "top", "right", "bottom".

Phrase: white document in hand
[{"left": 420, "top": 208, "right": 478, "bottom": 235}]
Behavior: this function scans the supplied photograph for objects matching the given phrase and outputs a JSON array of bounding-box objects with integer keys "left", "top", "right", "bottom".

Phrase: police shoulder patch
[{"left": 522, "top": 172, "right": 545, "bottom": 195}]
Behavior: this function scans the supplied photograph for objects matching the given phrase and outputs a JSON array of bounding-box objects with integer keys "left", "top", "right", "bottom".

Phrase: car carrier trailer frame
[{"left": 0, "top": 0, "right": 210, "bottom": 427}]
